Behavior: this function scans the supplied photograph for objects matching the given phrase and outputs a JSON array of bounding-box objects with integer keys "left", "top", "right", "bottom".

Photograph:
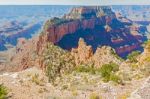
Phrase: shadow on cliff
[{"left": 56, "top": 24, "right": 147, "bottom": 58}]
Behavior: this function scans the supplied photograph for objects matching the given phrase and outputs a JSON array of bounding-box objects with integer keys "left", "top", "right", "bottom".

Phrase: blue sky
[{"left": 0, "top": 0, "right": 150, "bottom": 5}]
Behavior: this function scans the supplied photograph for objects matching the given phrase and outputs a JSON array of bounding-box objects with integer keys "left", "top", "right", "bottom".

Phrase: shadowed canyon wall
[{"left": 38, "top": 6, "right": 147, "bottom": 57}]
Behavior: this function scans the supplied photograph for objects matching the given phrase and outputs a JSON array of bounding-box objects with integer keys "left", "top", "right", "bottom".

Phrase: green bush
[
  {"left": 110, "top": 73, "right": 121, "bottom": 83},
  {"left": 100, "top": 63, "right": 121, "bottom": 83},
  {"left": 31, "top": 74, "right": 44, "bottom": 86},
  {"left": 0, "top": 84, "right": 8, "bottom": 99},
  {"left": 100, "top": 64, "right": 112, "bottom": 82},
  {"left": 127, "top": 51, "right": 140, "bottom": 63},
  {"left": 89, "top": 92, "right": 102, "bottom": 99},
  {"left": 74, "top": 63, "right": 121, "bottom": 83},
  {"left": 75, "top": 65, "right": 96, "bottom": 74}
]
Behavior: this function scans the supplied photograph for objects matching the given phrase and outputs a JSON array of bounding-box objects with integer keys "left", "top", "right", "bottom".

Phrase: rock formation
[
  {"left": 8, "top": 37, "right": 41, "bottom": 71},
  {"left": 71, "top": 38, "right": 121, "bottom": 67},
  {"left": 71, "top": 38, "right": 93, "bottom": 65},
  {"left": 137, "top": 41, "right": 150, "bottom": 69},
  {"left": 41, "top": 6, "right": 146, "bottom": 57},
  {"left": 92, "top": 46, "right": 121, "bottom": 67}
]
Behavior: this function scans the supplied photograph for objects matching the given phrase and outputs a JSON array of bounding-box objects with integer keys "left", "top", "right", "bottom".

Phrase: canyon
[
  {"left": 39, "top": 6, "right": 147, "bottom": 58},
  {"left": 0, "top": 6, "right": 148, "bottom": 71},
  {"left": 0, "top": 5, "right": 71, "bottom": 51},
  {"left": 0, "top": 6, "right": 150, "bottom": 99}
]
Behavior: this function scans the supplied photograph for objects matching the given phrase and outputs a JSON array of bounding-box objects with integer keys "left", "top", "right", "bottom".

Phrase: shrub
[
  {"left": 110, "top": 73, "right": 121, "bottom": 84},
  {"left": 61, "top": 84, "right": 68, "bottom": 90},
  {"left": 74, "top": 63, "right": 121, "bottom": 84},
  {"left": 38, "top": 88, "right": 48, "bottom": 93},
  {"left": 100, "top": 63, "right": 121, "bottom": 83},
  {"left": 144, "top": 56, "right": 150, "bottom": 62},
  {"left": 31, "top": 74, "right": 44, "bottom": 86},
  {"left": 0, "top": 84, "right": 8, "bottom": 99},
  {"left": 143, "top": 40, "right": 150, "bottom": 48},
  {"left": 131, "top": 63, "right": 139, "bottom": 70},
  {"left": 100, "top": 64, "right": 112, "bottom": 82},
  {"left": 75, "top": 65, "right": 96, "bottom": 74},
  {"left": 127, "top": 51, "right": 140, "bottom": 63},
  {"left": 89, "top": 92, "right": 102, "bottom": 99},
  {"left": 117, "top": 92, "right": 130, "bottom": 99},
  {"left": 100, "top": 63, "right": 119, "bottom": 75},
  {"left": 111, "top": 62, "right": 119, "bottom": 72},
  {"left": 71, "top": 89, "right": 78, "bottom": 96}
]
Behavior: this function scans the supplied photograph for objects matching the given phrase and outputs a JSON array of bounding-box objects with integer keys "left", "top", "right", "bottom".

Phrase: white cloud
[{"left": 0, "top": 0, "right": 150, "bottom": 5}]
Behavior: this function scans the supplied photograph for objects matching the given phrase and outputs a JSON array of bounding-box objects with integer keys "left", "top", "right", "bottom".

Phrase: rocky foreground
[{"left": 0, "top": 67, "right": 149, "bottom": 99}]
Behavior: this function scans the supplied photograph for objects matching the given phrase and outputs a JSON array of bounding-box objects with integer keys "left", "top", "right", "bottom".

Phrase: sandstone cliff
[
  {"left": 71, "top": 38, "right": 121, "bottom": 67},
  {"left": 40, "top": 6, "right": 146, "bottom": 58}
]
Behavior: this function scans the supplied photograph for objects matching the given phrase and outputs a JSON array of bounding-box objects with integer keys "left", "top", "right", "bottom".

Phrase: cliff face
[
  {"left": 71, "top": 38, "right": 121, "bottom": 67},
  {"left": 45, "top": 18, "right": 105, "bottom": 43},
  {"left": 40, "top": 6, "right": 146, "bottom": 57}
]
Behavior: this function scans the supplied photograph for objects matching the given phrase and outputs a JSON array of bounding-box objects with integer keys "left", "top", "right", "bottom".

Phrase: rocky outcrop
[
  {"left": 92, "top": 46, "right": 121, "bottom": 67},
  {"left": 63, "top": 6, "right": 116, "bottom": 20},
  {"left": 71, "top": 38, "right": 93, "bottom": 65},
  {"left": 71, "top": 38, "right": 121, "bottom": 67},
  {"left": 8, "top": 37, "right": 41, "bottom": 71}
]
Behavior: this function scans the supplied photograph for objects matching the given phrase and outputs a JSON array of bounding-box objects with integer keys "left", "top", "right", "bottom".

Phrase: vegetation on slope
[
  {"left": 44, "top": 43, "right": 75, "bottom": 83},
  {"left": 44, "top": 42, "right": 123, "bottom": 84},
  {"left": 99, "top": 63, "right": 121, "bottom": 83},
  {"left": 74, "top": 62, "right": 121, "bottom": 84},
  {"left": 44, "top": 17, "right": 73, "bottom": 30},
  {"left": 43, "top": 38, "right": 150, "bottom": 86},
  {"left": 127, "top": 51, "right": 140, "bottom": 63},
  {"left": 0, "top": 84, "right": 8, "bottom": 99}
]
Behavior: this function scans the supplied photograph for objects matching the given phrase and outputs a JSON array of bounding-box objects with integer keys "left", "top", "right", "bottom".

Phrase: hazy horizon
[{"left": 1, "top": 0, "right": 150, "bottom": 5}]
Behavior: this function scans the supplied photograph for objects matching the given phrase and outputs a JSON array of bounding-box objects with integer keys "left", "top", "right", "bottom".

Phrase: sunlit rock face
[
  {"left": 71, "top": 38, "right": 121, "bottom": 68},
  {"left": 41, "top": 6, "right": 146, "bottom": 58}
]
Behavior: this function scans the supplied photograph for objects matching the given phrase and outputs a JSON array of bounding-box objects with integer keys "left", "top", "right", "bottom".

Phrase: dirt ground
[{"left": 0, "top": 67, "right": 148, "bottom": 99}]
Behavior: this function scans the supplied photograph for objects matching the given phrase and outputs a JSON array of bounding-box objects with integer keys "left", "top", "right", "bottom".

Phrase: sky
[{"left": 0, "top": 0, "right": 150, "bottom": 5}]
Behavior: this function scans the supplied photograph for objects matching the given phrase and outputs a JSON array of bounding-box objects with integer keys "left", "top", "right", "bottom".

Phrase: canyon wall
[{"left": 38, "top": 6, "right": 146, "bottom": 57}]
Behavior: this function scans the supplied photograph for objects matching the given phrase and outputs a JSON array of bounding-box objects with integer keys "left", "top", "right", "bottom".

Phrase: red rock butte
[{"left": 37, "top": 6, "right": 146, "bottom": 57}]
